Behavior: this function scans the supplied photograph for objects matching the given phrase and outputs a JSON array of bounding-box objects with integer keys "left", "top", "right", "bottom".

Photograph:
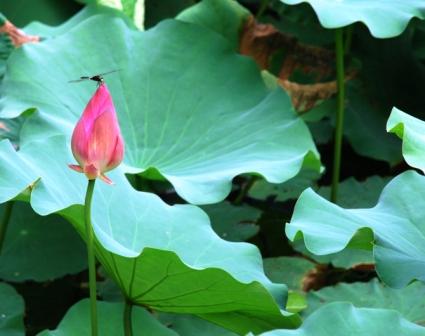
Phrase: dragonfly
[{"left": 68, "top": 69, "right": 120, "bottom": 85}]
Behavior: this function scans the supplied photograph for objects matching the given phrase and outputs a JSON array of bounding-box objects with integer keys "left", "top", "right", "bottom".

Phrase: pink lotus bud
[{"left": 69, "top": 83, "right": 124, "bottom": 184}]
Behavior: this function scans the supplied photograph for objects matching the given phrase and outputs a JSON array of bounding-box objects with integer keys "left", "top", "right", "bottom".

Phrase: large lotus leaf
[
  {"left": 305, "top": 279, "right": 425, "bottom": 323},
  {"left": 0, "top": 201, "right": 86, "bottom": 282},
  {"left": 0, "top": 283, "right": 24, "bottom": 336},
  {"left": 0, "top": 135, "right": 300, "bottom": 334},
  {"left": 255, "top": 302, "right": 425, "bottom": 336},
  {"left": 0, "top": 14, "right": 320, "bottom": 205},
  {"left": 387, "top": 108, "right": 425, "bottom": 172},
  {"left": 37, "top": 299, "right": 177, "bottom": 336},
  {"left": 279, "top": 0, "right": 425, "bottom": 38},
  {"left": 286, "top": 170, "right": 425, "bottom": 288}
]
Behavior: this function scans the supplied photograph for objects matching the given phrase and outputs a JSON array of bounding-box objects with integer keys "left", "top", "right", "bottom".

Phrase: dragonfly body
[{"left": 69, "top": 70, "right": 120, "bottom": 85}]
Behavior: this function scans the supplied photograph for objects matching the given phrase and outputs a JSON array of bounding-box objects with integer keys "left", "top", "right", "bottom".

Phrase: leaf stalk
[
  {"left": 0, "top": 201, "right": 14, "bottom": 254},
  {"left": 124, "top": 299, "right": 133, "bottom": 336},
  {"left": 331, "top": 28, "right": 345, "bottom": 203}
]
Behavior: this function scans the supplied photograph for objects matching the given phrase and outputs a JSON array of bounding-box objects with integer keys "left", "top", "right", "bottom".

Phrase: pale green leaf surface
[
  {"left": 0, "top": 201, "right": 86, "bottom": 282},
  {"left": 0, "top": 15, "right": 320, "bottom": 205},
  {"left": 293, "top": 176, "right": 389, "bottom": 269},
  {"left": 37, "top": 299, "right": 177, "bottom": 336},
  {"left": 305, "top": 279, "right": 425, "bottom": 324},
  {"left": 256, "top": 302, "right": 425, "bottom": 336},
  {"left": 279, "top": 0, "right": 425, "bottom": 38},
  {"left": 0, "top": 136, "right": 299, "bottom": 333},
  {"left": 0, "top": 283, "right": 24, "bottom": 336},
  {"left": 286, "top": 170, "right": 425, "bottom": 288},
  {"left": 387, "top": 108, "right": 425, "bottom": 173}
]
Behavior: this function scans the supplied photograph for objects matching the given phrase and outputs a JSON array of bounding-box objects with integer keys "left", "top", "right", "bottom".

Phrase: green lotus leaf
[
  {"left": 177, "top": 0, "right": 249, "bottom": 49},
  {"left": 202, "top": 202, "right": 261, "bottom": 242},
  {"left": 75, "top": 0, "right": 144, "bottom": 29},
  {"left": 279, "top": 0, "right": 425, "bottom": 38},
  {"left": 286, "top": 170, "right": 425, "bottom": 288},
  {"left": 263, "top": 257, "right": 315, "bottom": 292},
  {"left": 0, "top": 135, "right": 300, "bottom": 333},
  {"left": 0, "top": 201, "right": 86, "bottom": 282},
  {"left": 249, "top": 169, "right": 319, "bottom": 202},
  {"left": 0, "top": 14, "right": 320, "bottom": 205},
  {"left": 159, "top": 313, "right": 238, "bottom": 336},
  {"left": 387, "top": 108, "right": 425, "bottom": 172},
  {"left": 0, "top": 283, "right": 24, "bottom": 336},
  {"left": 37, "top": 299, "right": 178, "bottom": 336},
  {"left": 255, "top": 302, "right": 425, "bottom": 336},
  {"left": 305, "top": 278, "right": 425, "bottom": 323},
  {"left": 24, "top": 5, "right": 135, "bottom": 37}
]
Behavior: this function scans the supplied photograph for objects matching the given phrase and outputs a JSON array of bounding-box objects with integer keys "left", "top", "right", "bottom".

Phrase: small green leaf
[
  {"left": 263, "top": 257, "right": 315, "bottom": 291},
  {"left": 202, "top": 202, "right": 261, "bottom": 242},
  {"left": 387, "top": 108, "right": 425, "bottom": 172},
  {"left": 286, "top": 291, "right": 307, "bottom": 314},
  {"left": 0, "top": 202, "right": 86, "bottom": 282},
  {"left": 37, "top": 299, "right": 178, "bottom": 336},
  {"left": 0, "top": 283, "right": 24, "bottom": 336},
  {"left": 249, "top": 169, "right": 320, "bottom": 202},
  {"left": 279, "top": 0, "right": 425, "bottom": 38}
]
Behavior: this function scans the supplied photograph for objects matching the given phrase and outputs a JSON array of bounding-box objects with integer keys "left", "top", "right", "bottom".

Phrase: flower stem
[
  {"left": 0, "top": 201, "right": 14, "bottom": 254},
  {"left": 331, "top": 28, "right": 345, "bottom": 203},
  {"left": 85, "top": 179, "right": 98, "bottom": 336},
  {"left": 124, "top": 299, "right": 133, "bottom": 336}
]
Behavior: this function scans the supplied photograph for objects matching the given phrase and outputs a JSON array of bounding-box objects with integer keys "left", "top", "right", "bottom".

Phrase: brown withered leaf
[
  {"left": 0, "top": 20, "right": 39, "bottom": 47},
  {"left": 239, "top": 16, "right": 355, "bottom": 112}
]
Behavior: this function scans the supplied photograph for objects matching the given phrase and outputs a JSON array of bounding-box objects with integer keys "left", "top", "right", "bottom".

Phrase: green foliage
[
  {"left": 75, "top": 0, "right": 145, "bottom": 29},
  {"left": 387, "top": 108, "right": 425, "bottom": 173},
  {"left": 1, "top": 0, "right": 425, "bottom": 334},
  {"left": 0, "top": 202, "right": 86, "bottom": 282},
  {"left": 305, "top": 279, "right": 425, "bottom": 323},
  {"left": 202, "top": 202, "right": 261, "bottom": 242},
  {"left": 279, "top": 0, "right": 425, "bottom": 38},
  {"left": 37, "top": 299, "right": 177, "bottom": 336},
  {"left": 255, "top": 302, "right": 425, "bottom": 335},
  {"left": 0, "top": 283, "right": 24, "bottom": 336},
  {"left": 263, "top": 257, "right": 315, "bottom": 291},
  {"left": 0, "top": 15, "right": 320, "bottom": 205},
  {"left": 287, "top": 170, "right": 425, "bottom": 288}
]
